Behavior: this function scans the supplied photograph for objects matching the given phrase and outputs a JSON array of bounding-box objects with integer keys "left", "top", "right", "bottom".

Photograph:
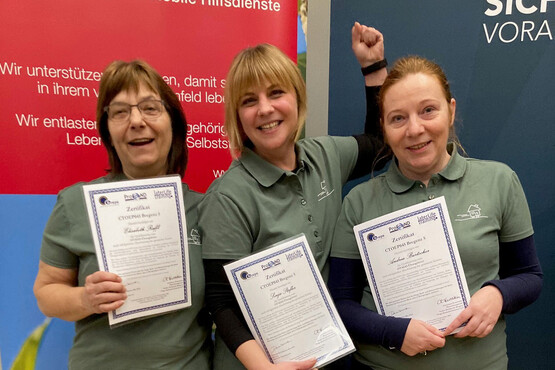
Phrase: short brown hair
[{"left": 96, "top": 60, "right": 188, "bottom": 176}]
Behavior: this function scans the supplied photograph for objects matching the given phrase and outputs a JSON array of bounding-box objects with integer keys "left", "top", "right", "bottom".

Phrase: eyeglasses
[{"left": 104, "top": 99, "right": 166, "bottom": 123}]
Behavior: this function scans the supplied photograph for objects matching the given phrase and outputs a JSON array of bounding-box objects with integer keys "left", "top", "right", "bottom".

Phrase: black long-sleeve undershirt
[
  {"left": 328, "top": 235, "right": 542, "bottom": 349},
  {"left": 350, "top": 86, "right": 391, "bottom": 180},
  {"left": 204, "top": 85, "right": 387, "bottom": 355}
]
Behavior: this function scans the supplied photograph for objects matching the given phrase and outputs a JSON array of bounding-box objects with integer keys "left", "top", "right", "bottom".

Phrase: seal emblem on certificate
[
  {"left": 83, "top": 175, "right": 191, "bottom": 327},
  {"left": 224, "top": 234, "right": 355, "bottom": 367},
  {"left": 353, "top": 196, "right": 470, "bottom": 331}
]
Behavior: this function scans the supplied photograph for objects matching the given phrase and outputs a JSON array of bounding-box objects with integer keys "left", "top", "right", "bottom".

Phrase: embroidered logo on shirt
[
  {"left": 455, "top": 204, "right": 489, "bottom": 222},
  {"left": 188, "top": 228, "right": 201, "bottom": 245},
  {"left": 317, "top": 180, "right": 335, "bottom": 201}
]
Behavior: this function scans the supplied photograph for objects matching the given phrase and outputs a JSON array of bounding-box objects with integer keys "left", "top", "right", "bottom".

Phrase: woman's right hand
[
  {"left": 400, "top": 319, "right": 445, "bottom": 356},
  {"left": 34, "top": 261, "right": 126, "bottom": 321},
  {"left": 236, "top": 340, "right": 317, "bottom": 370},
  {"left": 81, "top": 271, "right": 126, "bottom": 314},
  {"left": 270, "top": 358, "right": 317, "bottom": 370}
]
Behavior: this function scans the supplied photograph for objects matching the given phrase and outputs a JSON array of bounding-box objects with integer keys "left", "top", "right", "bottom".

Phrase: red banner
[{"left": 0, "top": 0, "right": 297, "bottom": 194}]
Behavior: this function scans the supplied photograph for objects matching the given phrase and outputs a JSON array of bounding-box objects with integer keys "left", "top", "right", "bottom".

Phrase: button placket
[
  {"left": 427, "top": 177, "right": 438, "bottom": 200},
  {"left": 416, "top": 182, "right": 428, "bottom": 202}
]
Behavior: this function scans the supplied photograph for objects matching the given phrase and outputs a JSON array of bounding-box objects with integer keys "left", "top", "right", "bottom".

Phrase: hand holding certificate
[
  {"left": 353, "top": 196, "right": 470, "bottom": 332},
  {"left": 224, "top": 234, "right": 355, "bottom": 368},
  {"left": 83, "top": 175, "right": 191, "bottom": 327}
]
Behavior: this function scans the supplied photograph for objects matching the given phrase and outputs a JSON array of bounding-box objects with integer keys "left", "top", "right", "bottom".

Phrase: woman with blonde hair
[{"left": 199, "top": 23, "right": 389, "bottom": 369}]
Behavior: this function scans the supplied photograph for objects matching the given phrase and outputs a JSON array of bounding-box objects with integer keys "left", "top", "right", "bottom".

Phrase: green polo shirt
[
  {"left": 199, "top": 136, "right": 358, "bottom": 370},
  {"left": 40, "top": 175, "right": 212, "bottom": 370},
  {"left": 200, "top": 135, "right": 358, "bottom": 277},
  {"left": 331, "top": 145, "right": 533, "bottom": 369}
]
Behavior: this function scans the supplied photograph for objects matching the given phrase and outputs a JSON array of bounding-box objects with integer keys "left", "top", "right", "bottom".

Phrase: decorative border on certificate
[
  {"left": 83, "top": 175, "right": 191, "bottom": 325},
  {"left": 356, "top": 202, "right": 468, "bottom": 316},
  {"left": 353, "top": 196, "right": 470, "bottom": 331},
  {"left": 229, "top": 241, "right": 349, "bottom": 362},
  {"left": 225, "top": 234, "right": 355, "bottom": 366}
]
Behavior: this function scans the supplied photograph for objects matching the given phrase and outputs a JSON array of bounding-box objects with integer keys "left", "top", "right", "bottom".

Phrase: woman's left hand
[{"left": 443, "top": 285, "right": 503, "bottom": 338}]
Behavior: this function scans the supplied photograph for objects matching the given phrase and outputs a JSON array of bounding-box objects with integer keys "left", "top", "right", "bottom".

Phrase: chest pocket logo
[
  {"left": 188, "top": 228, "right": 201, "bottom": 245},
  {"left": 455, "top": 204, "right": 489, "bottom": 222},
  {"left": 317, "top": 179, "right": 335, "bottom": 202}
]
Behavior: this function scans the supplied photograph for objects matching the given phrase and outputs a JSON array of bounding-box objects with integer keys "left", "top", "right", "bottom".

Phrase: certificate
[
  {"left": 353, "top": 196, "right": 470, "bottom": 331},
  {"left": 224, "top": 234, "right": 354, "bottom": 367},
  {"left": 83, "top": 175, "right": 191, "bottom": 327}
]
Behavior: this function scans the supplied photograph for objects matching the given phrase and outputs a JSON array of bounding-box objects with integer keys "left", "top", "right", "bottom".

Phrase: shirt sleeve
[
  {"left": 199, "top": 189, "right": 257, "bottom": 353},
  {"left": 499, "top": 171, "right": 534, "bottom": 242},
  {"left": 199, "top": 190, "right": 254, "bottom": 260},
  {"left": 350, "top": 85, "right": 391, "bottom": 180},
  {"left": 329, "top": 257, "right": 410, "bottom": 349},
  {"left": 330, "top": 191, "right": 365, "bottom": 259},
  {"left": 204, "top": 258, "right": 254, "bottom": 354},
  {"left": 330, "top": 187, "right": 410, "bottom": 349},
  {"left": 40, "top": 192, "right": 79, "bottom": 269},
  {"left": 483, "top": 235, "right": 542, "bottom": 314}
]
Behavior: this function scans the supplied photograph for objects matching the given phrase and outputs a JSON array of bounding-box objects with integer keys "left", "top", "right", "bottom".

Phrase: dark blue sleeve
[
  {"left": 329, "top": 257, "right": 410, "bottom": 349},
  {"left": 204, "top": 259, "right": 254, "bottom": 354},
  {"left": 350, "top": 86, "right": 391, "bottom": 179},
  {"left": 482, "top": 235, "right": 542, "bottom": 314}
]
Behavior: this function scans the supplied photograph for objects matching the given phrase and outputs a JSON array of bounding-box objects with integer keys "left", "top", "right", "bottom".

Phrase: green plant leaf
[{"left": 11, "top": 318, "right": 51, "bottom": 370}]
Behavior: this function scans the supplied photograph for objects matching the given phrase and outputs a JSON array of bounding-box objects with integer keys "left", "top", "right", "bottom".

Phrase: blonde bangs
[{"left": 224, "top": 44, "right": 307, "bottom": 157}]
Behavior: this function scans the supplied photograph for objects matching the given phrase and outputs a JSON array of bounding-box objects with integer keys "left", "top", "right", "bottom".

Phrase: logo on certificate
[
  {"left": 240, "top": 270, "right": 259, "bottom": 280},
  {"left": 124, "top": 192, "right": 148, "bottom": 201},
  {"left": 261, "top": 259, "right": 281, "bottom": 271},
  {"left": 417, "top": 212, "right": 438, "bottom": 225},
  {"left": 98, "top": 196, "right": 119, "bottom": 206},
  {"left": 366, "top": 233, "right": 384, "bottom": 242},
  {"left": 388, "top": 221, "right": 411, "bottom": 233},
  {"left": 286, "top": 250, "right": 304, "bottom": 262},
  {"left": 154, "top": 189, "right": 174, "bottom": 199}
]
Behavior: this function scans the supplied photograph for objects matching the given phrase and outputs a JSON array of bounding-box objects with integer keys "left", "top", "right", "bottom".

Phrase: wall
[
  {"left": 325, "top": 1, "right": 554, "bottom": 368},
  {"left": 0, "top": 1, "right": 297, "bottom": 368}
]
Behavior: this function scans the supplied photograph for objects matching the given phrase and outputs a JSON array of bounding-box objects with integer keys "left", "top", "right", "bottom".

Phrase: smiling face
[
  {"left": 237, "top": 80, "right": 299, "bottom": 167},
  {"left": 224, "top": 44, "right": 307, "bottom": 161},
  {"left": 382, "top": 72, "right": 456, "bottom": 184},
  {"left": 107, "top": 84, "right": 172, "bottom": 179}
]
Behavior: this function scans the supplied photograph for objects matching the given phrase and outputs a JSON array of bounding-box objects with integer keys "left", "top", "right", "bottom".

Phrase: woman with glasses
[{"left": 33, "top": 60, "right": 212, "bottom": 369}]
